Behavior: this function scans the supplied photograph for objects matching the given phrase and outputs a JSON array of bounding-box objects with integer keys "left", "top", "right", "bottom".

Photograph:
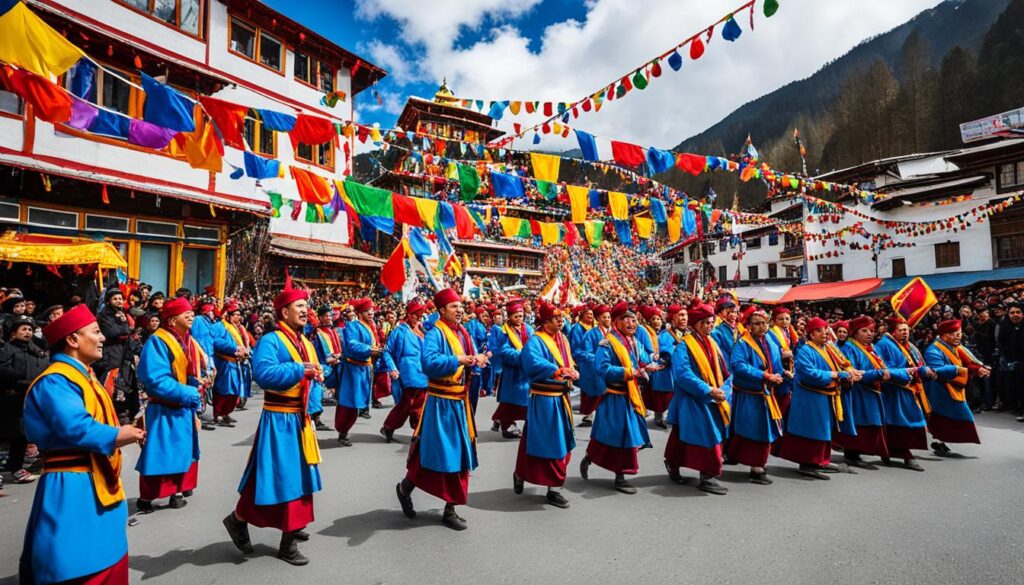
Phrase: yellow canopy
[{"left": 0, "top": 240, "right": 127, "bottom": 269}]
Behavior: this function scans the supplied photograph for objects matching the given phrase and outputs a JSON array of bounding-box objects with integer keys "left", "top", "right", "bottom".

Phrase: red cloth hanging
[
  {"left": 529, "top": 219, "right": 542, "bottom": 236},
  {"left": 0, "top": 66, "right": 71, "bottom": 123},
  {"left": 452, "top": 204, "right": 477, "bottom": 239},
  {"left": 563, "top": 221, "right": 578, "bottom": 246},
  {"left": 392, "top": 194, "right": 424, "bottom": 227},
  {"left": 610, "top": 140, "right": 646, "bottom": 168},
  {"left": 290, "top": 167, "right": 332, "bottom": 205},
  {"left": 199, "top": 97, "right": 247, "bottom": 150},
  {"left": 676, "top": 153, "right": 707, "bottom": 176},
  {"left": 289, "top": 114, "right": 336, "bottom": 150}
]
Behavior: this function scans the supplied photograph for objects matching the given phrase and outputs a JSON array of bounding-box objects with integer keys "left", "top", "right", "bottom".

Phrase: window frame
[
  {"left": 228, "top": 15, "right": 286, "bottom": 76},
  {"left": 136, "top": 219, "right": 179, "bottom": 238},
  {"left": 891, "top": 257, "right": 907, "bottom": 278},
  {"left": 243, "top": 116, "right": 277, "bottom": 157},
  {"left": 85, "top": 213, "right": 131, "bottom": 234},
  {"left": 294, "top": 51, "right": 336, "bottom": 93},
  {"left": 934, "top": 241, "right": 961, "bottom": 268},
  {"left": 27, "top": 206, "right": 79, "bottom": 229},
  {"left": 295, "top": 142, "right": 335, "bottom": 172},
  {"left": 817, "top": 263, "right": 843, "bottom": 283},
  {"left": 747, "top": 265, "right": 759, "bottom": 280},
  {"left": 767, "top": 262, "right": 778, "bottom": 279},
  {"left": 115, "top": 0, "right": 205, "bottom": 40},
  {"left": 745, "top": 236, "right": 762, "bottom": 250}
]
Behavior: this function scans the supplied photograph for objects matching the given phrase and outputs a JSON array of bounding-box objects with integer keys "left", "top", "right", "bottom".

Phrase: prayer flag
[
  {"left": 457, "top": 163, "right": 480, "bottom": 202},
  {"left": 140, "top": 72, "right": 196, "bottom": 133},
  {"left": 0, "top": 1, "right": 84, "bottom": 77},
  {"left": 566, "top": 185, "right": 590, "bottom": 223},
  {"left": 608, "top": 191, "right": 628, "bottom": 220},
  {"left": 891, "top": 277, "right": 938, "bottom": 327},
  {"left": 530, "top": 152, "right": 561, "bottom": 183}
]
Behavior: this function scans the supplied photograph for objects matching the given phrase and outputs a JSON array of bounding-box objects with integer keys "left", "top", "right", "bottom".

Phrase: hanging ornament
[
  {"left": 689, "top": 38, "right": 705, "bottom": 60},
  {"left": 632, "top": 69, "right": 648, "bottom": 90},
  {"left": 764, "top": 0, "right": 780, "bottom": 18},
  {"left": 651, "top": 60, "right": 662, "bottom": 77},
  {"left": 722, "top": 16, "right": 742, "bottom": 41},
  {"left": 667, "top": 50, "right": 683, "bottom": 71}
]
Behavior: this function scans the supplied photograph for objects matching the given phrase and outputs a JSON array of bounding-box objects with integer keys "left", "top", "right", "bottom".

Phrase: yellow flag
[
  {"left": 635, "top": 216, "right": 654, "bottom": 239},
  {"left": 509, "top": 101, "right": 522, "bottom": 115},
  {"left": 0, "top": 2, "right": 84, "bottom": 78},
  {"left": 608, "top": 191, "right": 628, "bottom": 220},
  {"left": 540, "top": 222, "right": 561, "bottom": 246},
  {"left": 500, "top": 216, "right": 523, "bottom": 238},
  {"left": 530, "top": 153, "right": 561, "bottom": 183},
  {"left": 566, "top": 185, "right": 590, "bottom": 223},
  {"left": 414, "top": 197, "right": 439, "bottom": 229},
  {"left": 667, "top": 205, "right": 682, "bottom": 243}
]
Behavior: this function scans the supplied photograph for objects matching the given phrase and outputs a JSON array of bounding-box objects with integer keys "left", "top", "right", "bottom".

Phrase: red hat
[
  {"left": 885, "top": 315, "right": 906, "bottom": 330},
  {"left": 834, "top": 320, "right": 850, "bottom": 331},
  {"left": 666, "top": 304, "right": 684, "bottom": 318},
  {"left": 475, "top": 306, "right": 489, "bottom": 316},
  {"left": 433, "top": 288, "right": 460, "bottom": 308},
  {"left": 688, "top": 302, "right": 714, "bottom": 322},
  {"left": 739, "top": 304, "right": 758, "bottom": 325},
  {"left": 715, "top": 296, "right": 736, "bottom": 312},
  {"left": 805, "top": 317, "right": 828, "bottom": 333},
  {"left": 351, "top": 298, "right": 374, "bottom": 313},
  {"left": 222, "top": 301, "right": 240, "bottom": 315},
  {"left": 537, "top": 300, "right": 562, "bottom": 322},
  {"left": 489, "top": 304, "right": 502, "bottom": 316},
  {"left": 850, "top": 315, "right": 875, "bottom": 332},
  {"left": 506, "top": 299, "right": 525, "bottom": 314},
  {"left": 937, "top": 319, "right": 962, "bottom": 335},
  {"left": 610, "top": 300, "right": 632, "bottom": 321},
  {"left": 274, "top": 288, "right": 309, "bottom": 315},
  {"left": 42, "top": 304, "right": 96, "bottom": 346},
  {"left": 595, "top": 304, "right": 611, "bottom": 317},
  {"left": 639, "top": 305, "right": 662, "bottom": 322},
  {"left": 772, "top": 307, "right": 791, "bottom": 318},
  {"left": 405, "top": 301, "right": 427, "bottom": 316},
  {"left": 199, "top": 302, "right": 215, "bottom": 314},
  {"left": 160, "top": 296, "right": 193, "bottom": 321}
]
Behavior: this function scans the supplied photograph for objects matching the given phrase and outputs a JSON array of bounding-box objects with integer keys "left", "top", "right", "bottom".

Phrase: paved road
[{"left": 2, "top": 394, "right": 1023, "bottom": 585}]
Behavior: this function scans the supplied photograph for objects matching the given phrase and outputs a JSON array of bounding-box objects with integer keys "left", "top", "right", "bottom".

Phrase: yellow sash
[
  {"left": 317, "top": 328, "right": 342, "bottom": 356},
  {"left": 681, "top": 333, "right": 732, "bottom": 426},
  {"left": 605, "top": 333, "right": 647, "bottom": 417},
  {"left": 272, "top": 331, "right": 322, "bottom": 465},
  {"left": 503, "top": 322, "right": 526, "bottom": 351},
  {"left": 580, "top": 322, "right": 594, "bottom": 332},
  {"left": 435, "top": 320, "right": 469, "bottom": 383},
  {"left": 805, "top": 342, "right": 845, "bottom": 422},
  {"left": 642, "top": 324, "right": 660, "bottom": 355},
  {"left": 738, "top": 332, "right": 782, "bottom": 421},
  {"left": 934, "top": 341, "right": 969, "bottom": 403},
  {"left": 224, "top": 321, "right": 247, "bottom": 349},
  {"left": 850, "top": 340, "right": 885, "bottom": 393},
  {"left": 424, "top": 319, "right": 476, "bottom": 441},
  {"left": 535, "top": 331, "right": 575, "bottom": 425},
  {"left": 770, "top": 326, "right": 792, "bottom": 352},
  {"left": 29, "top": 361, "right": 124, "bottom": 507},
  {"left": 886, "top": 334, "right": 931, "bottom": 414},
  {"left": 153, "top": 327, "right": 192, "bottom": 384},
  {"left": 668, "top": 327, "right": 685, "bottom": 343}
]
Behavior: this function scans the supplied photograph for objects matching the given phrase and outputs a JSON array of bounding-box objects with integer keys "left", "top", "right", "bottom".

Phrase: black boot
[
  {"left": 223, "top": 513, "right": 254, "bottom": 554},
  {"left": 136, "top": 499, "right": 154, "bottom": 513},
  {"left": 168, "top": 494, "right": 188, "bottom": 509},
  {"left": 613, "top": 474, "right": 637, "bottom": 494},
  {"left": 337, "top": 433, "right": 352, "bottom": 447},
  {"left": 546, "top": 490, "right": 570, "bottom": 508},
  {"left": 396, "top": 481, "right": 416, "bottom": 519},
  {"left": 358, "top": 409, "right": 371, "bottom": 419},
  {"left": 442, "top": 505, "right": 467, "bottom": 531},
  {"left": 513, "top": 473, "right": 524, "bottom": 495},
  {"left": 579, "top": 456, "right": 591, "bottom": 480},
  {"left": 277, "top": 532, "right": 309, "bottom": 566},
  {"left": 380, "top": 426, "right": 395, "bottom": 443}
]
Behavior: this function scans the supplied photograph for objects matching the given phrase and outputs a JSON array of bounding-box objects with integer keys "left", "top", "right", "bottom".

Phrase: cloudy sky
[{"left": 264, "top": 0, "right": 943, "bottom": 150}]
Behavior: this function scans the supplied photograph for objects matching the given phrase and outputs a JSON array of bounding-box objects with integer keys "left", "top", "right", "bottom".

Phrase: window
[
  {"left": 100, "top": 70, "right": 133, "bottom": 116},
  {"left": 85, "top": 214, "right": 130, "bottom": 233},
  {"left": 0, "top": 90, "right": 21, "bottom": 115},
  {"left": 935, "top": 242, "right": 961, "bottom": 268},
  {"left": 997, "top": 161, "right": 1024, "bottom": 192},
  {"left": 0, "top": 200, "right": 19, "bottom": 220},
  {"left": 139, "top": 243, "right": 171, "bottom": 293},
  {"left": 296, "top": 142, "right": 334, "bottom": 170},
  {"left": 184, "top": 225, "right": 219, "bottom": 242},
  {"left": 818, "top": 264, "right": 843, "bottom": 283},
  {"left": 748, "top": 265, "right": 759, "bottom": 280},
  {"left": 891, "top": 257, "right": 906, "bottom": 277},
  {"left": 243, "top": 117, "right": 276, "bottom": 156},
  {"left": 996, "top": 234, "right": 1024, "bottom": 267},
  {"left": 136, "top": 220, "right": 177, "bottom": 237},
  {"left": 181, "top": 247, "right": 216, "bottom": 292},
  {"left": 117, "top": 0, "right": 202, "bottom": 36},
  {"left": 229, "top": 17, "right": 284, "bottom": 73},
  {"left": 294, "top": 52, "right": 335, "bottom": 93},
  {"left": 718, "top": 239, "right": 727, "bottom": 252},
  {"left": 718, "top": 265, "right": 728, "bottom": 283},
  {"left": 745, "top": 236, "right": 761, "bottom": 249},
  {"left": 768, "top": 232, "right": 779, "bottom": 246},
  {"left": 27, "top": 207, "right": 78, "bottom": 229},
  {"left": 767, "top": 263, "right": 777, "bottom": 279}
]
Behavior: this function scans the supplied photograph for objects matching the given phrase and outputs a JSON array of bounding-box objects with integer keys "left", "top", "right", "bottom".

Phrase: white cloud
[
  {"left": 357, "top": 0, "right": 943, "bottom": 149},
  {"left": 356, "top": 89, "right": 405, "bottom": 117}
]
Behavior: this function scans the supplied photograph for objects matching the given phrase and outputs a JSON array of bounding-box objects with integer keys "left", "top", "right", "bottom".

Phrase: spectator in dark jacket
[
  {"left": 972, "top": 309, "right": 998, "bottom": 410},
  {"left": 0, "top": 315, "right": 47, "bottom": 484},
  {"left": 94, "top": 289, "right": 131, "bottom": 384},
  {"left": 996, "top": 303, "right": 1024, "bottom": 418}
]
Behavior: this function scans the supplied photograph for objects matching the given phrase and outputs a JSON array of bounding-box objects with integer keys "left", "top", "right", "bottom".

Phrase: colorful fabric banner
[
  {"left": 491, "top": 171, "right": 525, "bottom": 200},
  {"left": 255, "top": 108, "right": 296, "bottom": 132},
  {"left": 0, "top": 1, "right": 84, "bottom": 78},
  {"left": 650, "top": 198, "right": 667, "bottom": 224},
  {"left": 584, "top": 220, "right": 605, "bottom": 248},
  {"left": 575, "top": 129, "right": 599, "bottom": 162},
  {"left": 89, "top": 108, "right": 129, "bottom": 139},
  {"left": 243, "top": 151, "right": 280, "bottom": 180},
  {"left": 566, "top": 184, "right": 590, "bottom": 223},
  {"left": 452, "top": 204, "right": 478, "bottom": 239},
  {"left": 127, "top": 119, "right": 177, "bottom": 149},
  {"left": 530, "top": 152, "right": 561, "bottom": 183},
  {"left": 174, "top": 116, "right": 223, "bottom": 172},
  {"left": 457, "top": 163, "right": 480, "bottom": 202},
  {"left": 610, "top": 140, "right": 646, "bottom": 168},
  {"left": 608, "top": 191, "right": 629, "bottom": 220},
  {"left": 381, "top": 239, "right": 408, "bottom": 293},
  {"left": 199, "top": 97, "right": 247, "bottom": 150},
  {"left": 540, "top": 222, "right": 562, "bottom": 246},
  {"left": 289, "top": 113, "right": 336, "bottom": 149},
  {"left": 667, "top": 205, "right": 682, "bottom": 243},
  {"left": 67, "top": 99, "right": 97, "bottom": 130},
  {"left": 891, "top": 277, "right": 938, "bottom": 327},
  {"left": 340, "top": 180, "right": 394, "bottom": 233},
  {"left": 0, "top": 66, "right": 71, "bottom": 123},
  {"left": 290, "top": 167, "right": 332, "bottom": 205},
  {"left": 647, "top": 147, "right": 675, "bottom": 174},
  {"left": 634, "top": 216, "right": 654, "bottom": 239},
  {"left": 415, "top": 197, "right": 440, "bottom": 230},
  {"left": 140, "top": 72, "right": 196, "bottom": 133},
  {"left": 392, "top": 194, "right": 424, "bottom": 228},
  {"left": 614, "top": 219, "right": 633, "bottom": 246}
]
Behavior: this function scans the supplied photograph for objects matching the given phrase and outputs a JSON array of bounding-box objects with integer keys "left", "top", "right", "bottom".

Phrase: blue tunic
[
  {"left": 386, "top": 322, "right": 428, "bottom": 395},
  {"left": 651, "top": 328, "right": 680, "bottom": 393},
  {"left": 240, "top": 332, "right": 322, "bottom": 505},
  {"left": 22, "top": 354, "right": 126, "bottom": 584},
  {"left": 136, "top": 331, "right": 201, "bottom": 476},
  {"left": 875, "top": 334, "right": 928, "bottom": 428},
  {"left": 338, "top": 320, "right": 395, "bottom": 409},
  {"left": 576, "top": 326, "right": 609, "bottom": 397},
  {"left": 190, "top": 315, "right": 217, "bottom": 376},
  {"left": 729, "top": 335, "right": 783, "bottom": 444},
  {"left": 592, "top": 332, "right": 651, "bottom": 450},
  {"left": 488, "top": 324, "right": 505, "bottom": 382},
  {"left": 568, "top": 322, "right": 593, "bottom": 354},
  {"left": 841, "top": 341, "right": 909, "bottom": 428},
  {"left": 419, "top": 325, "right": 478, "bottom": 473},
  {"left": 667, "top": 333, "right": 729, "bottom": 448},
  {"left": 210, "top": 321, "right": 246, "bottom": 397},
  {"left": 787, "top": 343, "right": 850, "bottom": 442},
  {"left": 313, "top": 326, "right": 344, "bottom": 391},
  {"left": 766, "top": 327, "right": 797, "bottom": 397},
  {"left": 521, "top": 334, "right": 576, "bottom": 459},
  {"left": 924, "top": 340, "right": 975, "bottom": 423},
  {"left": 496, "top": 323, "right": 535, "bottom": 408},
  {"left": 711, "top": 322, "right": 740, "bottom": 360}
]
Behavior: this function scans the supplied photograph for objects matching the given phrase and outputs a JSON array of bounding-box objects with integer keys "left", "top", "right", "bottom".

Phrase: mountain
[{"left": 673, "top": 0, "right": 1011, "bottom": 170}]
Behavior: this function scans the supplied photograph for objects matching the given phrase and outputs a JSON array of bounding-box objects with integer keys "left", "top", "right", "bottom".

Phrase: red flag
[
  {"left": 610, "top": 140, "right": 646, "bottom": 168},
  {"left": 284, "top": 267, "right": 293, "bottom": 291},
  {"left": 890, "top": 277, "right": 937, "bottom": 327},
  {"left": 380, "top": 240, "right": 407, "bottom": 294}
]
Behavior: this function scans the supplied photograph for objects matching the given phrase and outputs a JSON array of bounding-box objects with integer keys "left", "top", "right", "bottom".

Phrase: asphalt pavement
[{"left": 2, "top": 393, "right": 1022, "bottom": 585}]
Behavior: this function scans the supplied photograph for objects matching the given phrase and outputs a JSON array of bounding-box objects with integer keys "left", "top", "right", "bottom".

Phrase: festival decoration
[{"left": 890, "top": 277, "right": 937, "bottom": 327}]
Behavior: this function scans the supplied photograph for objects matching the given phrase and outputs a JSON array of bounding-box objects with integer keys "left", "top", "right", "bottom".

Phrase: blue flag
[{"left": 575, "top": 129, "right": 599, "bottom": 161}]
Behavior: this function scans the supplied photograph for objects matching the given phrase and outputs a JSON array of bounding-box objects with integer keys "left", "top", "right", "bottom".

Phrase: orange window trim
[{"left": 227, "top": 14, "right": 286, "bottom": 77}]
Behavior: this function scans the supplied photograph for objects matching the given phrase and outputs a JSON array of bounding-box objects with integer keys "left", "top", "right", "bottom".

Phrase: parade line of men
[{"left": 19, "top": 288, "right": 990, "bottom": 580}]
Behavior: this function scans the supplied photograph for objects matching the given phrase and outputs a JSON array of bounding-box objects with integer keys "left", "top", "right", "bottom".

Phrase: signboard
[{"left": 960, "top": 106, "right": 1024, "bottom": 143}]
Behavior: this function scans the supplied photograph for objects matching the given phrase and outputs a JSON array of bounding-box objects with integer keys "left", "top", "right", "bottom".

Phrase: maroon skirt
[
  {"left": 774, "top": 391, "right": 792, "bottom": 418},
  {"left": 773, "top": 433, "right": 831, "bottom": 466},
  {"left": 514, "top": 429, "right": 570, "bottom": 487},
  {"left": 928, "top": 413, "right": 981, "bottom": 444},
  {"left": 235, "top": 472, "right": 314, "bottom": 532},
  {"left": 579, "top": 394, "right": 601, "bottom": 416},
  {"left": 373, "top": 372, "right": 392, "bottom": 401},
  {"left": 334, "top": 405, "right": 358, "bottom": 434},
  {"left": 726, "top": 433, "right": 772, "bottom": 468},
  {"left": 664, "top": 426, "right": 723, "bottom": 476},
  {"left": 886, "top": 424, "right": 928, "bottom": 458},
  {"left": 492, "top": 402, "right": 528, "bottom": 423},
  {"left": 139, "top": 460, "right": 199, "bottom": 501},
  {"left": 405, "top": 441, "right": 469, "bottom": 505},
  {"left": 642, "top": 387, "right": 674, "bottom": 413},
  {"left": 383, "top": 387, "right": 426, "bottom": 431},
  {"left": 63, "top": 553, "right": 129, "bottom": 585},
  {"left": 213, "top": 393, "right": 238, "bottom": 418},
  {"left": 586, "top": 438, "right": 639, "bottom": 475},
  {"left": 834, "top": 426, "right": 889, "bottom": 457}
]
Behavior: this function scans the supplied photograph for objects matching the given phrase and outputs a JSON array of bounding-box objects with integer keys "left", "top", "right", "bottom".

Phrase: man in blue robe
[
  {"left": 465, "top": 306, "right": 492, "bottom": 407},
  {"left": 312, "top": 305, "right": 343, "bottom": 431},
  {"left": 224, "top": 288, "right": 323, "bottom": 566},
  {"left": 875, "top": 315, "right": 933, "bottom": 471},
  {"left": 136, "top": 296, "right": 204, "bottom": 512},
  {"left": 21, "top": 305, "right": 145, "bottom": 585},
  {"left": 334, "top": 298, "right": 396, "bottom": 446},
  {"left": 638, "top": 304, "right": 674, "bottom": 428},
  {"left": 486, "top": 306, "right": 505, "bottom": 395},
  {"left": 515, "top": 300, "right": 578, "bottom": 509},
  {"left": 210, "top": 301, "right": 250, "bottom": 428},
  {"left": 396, "top": 288, "right": 489, "bottom": 531},
  {"left": 381, "top": 300, "right": 429, "bottom": 441},
  {"left": 491, "top": 299, "right": 534, "bottom": 439},
  {"left": 575, "top": 304, "right": 611, "bottom": 427},
  {"left": 924, "top": 319, "right": 991, "bottom": 456},
  {"left": 651, "top": 304, "right": 687, "bottom": 429},
  {"left": 710, "top": 296, "right": 740, "bottom": 359}
]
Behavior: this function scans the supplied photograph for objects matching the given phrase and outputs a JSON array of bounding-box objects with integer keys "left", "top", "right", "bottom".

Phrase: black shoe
[
  {"left": 579, "top": 456, "right": 591, "bottom": 480},
  {"left": 380, "top": 426, "right": 394, "bottom": 443},
  {"left": 844, "top": 458, "right": 878, "bottom": 471},
  {"left": 722, "top": 457, "right": 739, "bottom": 466},
  {"left": 880, "top": 457, "right": 893, "bottom": 467},
  {"left": 396, "top": 483, "right": 416, "bottom": 519},
  {"left": 577, "top": 417, "right": 593, "bottom": 428},
  {"left": 314, "top": 420, "right": 331, "bottom": 432},
  {"left": 903, "top": 459, "right": 925, "bottom": 472},
  {"left": 136, "top": 499, "right": 154, "bottom": 513},
  {"left": 513, "top": 473, "right": 524, "bottom": 495},
  {"left": 201, "top": 422, "right": 217, "bottom": 431},
  {"left": 697, "top": 478, "right": 728, "bottom": 495},
  {"left": 654, "top": 417, "right": 668, "bottom": 430},
  {"left": 614, "top": 478, "right": 637, "bottom": 494},
  {"left": 223, "top": 513, "right": 254, "bottom": 555},
  {"left": 292, "top": 529, "right": 310, "bottom": 542},
  {"left": 337, "top": 434, "right": 352, "bottom": 447},
  {"left": 358, "top": 410, "right": 372, "bottom": 420},
  {"left": 372, "top": 401, "right": 384, "bottom": 409},
  {"left": 664, "top": 461, "right": 685, "bottom": 484},
  {"left": 224, "top": 415, "right": 238, "bottom": 424},
  {"left": 217, "top": 418, "right": 236, "bottom": 427},
  {"left": 182, "top": 490, "right": 194, "bottom": 497},
  {"left": 491, "top": 421, "right": 501, "bottom": 432},
  {"left": 817, "top": 463, "right": 841, "bottom": 473},
  {"left": 748, "top": 472, "right": 773, "bottom": 485},
  {"left": 546, "top": 491, "right": 570, "bottom": 508},
  {"left": 277, "top": 533, "right": 309, "bottom": 566},
  {"left": 169, "top": 494, "right": 188, "bottom": 509},
  {"left": 442, "top": 509, "right": 467, "bottom": 531},
  {"left": 1017, "top": 416, "right": 1024, "bottom": 423},
  {"left": 501, "top": 428, "right": 521, "bottom": 439},
  {"left": 797, "top": 465, "right": 829, "bottom": 480}
]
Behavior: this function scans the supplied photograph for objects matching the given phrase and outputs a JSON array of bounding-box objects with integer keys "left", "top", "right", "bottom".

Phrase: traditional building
[{"left": 0, "top": 0, "right": 384, "bottom": 305}]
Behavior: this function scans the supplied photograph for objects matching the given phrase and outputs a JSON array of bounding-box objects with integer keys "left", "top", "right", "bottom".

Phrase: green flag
[
  {"left": 342, "top": 180, "right": 394, "bottom": 219},
  {"left": 268, "top": 191, "right": 284, "bottom": 218},
  {"left": 536, "top": 180, "right": 557, "bottom": 201},
  {"left": 458, "top": 164, "right": 480, "bottom": 202},
  {"left": 305, "top": 203, "right": 318, "bottom": 223}
]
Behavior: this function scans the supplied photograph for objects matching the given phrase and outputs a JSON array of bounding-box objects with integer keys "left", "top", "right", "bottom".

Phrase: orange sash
[{"left": 934, "top": 341, "right": 970, "bottom": 403}]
